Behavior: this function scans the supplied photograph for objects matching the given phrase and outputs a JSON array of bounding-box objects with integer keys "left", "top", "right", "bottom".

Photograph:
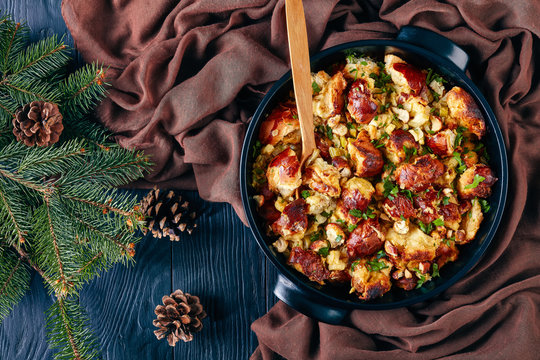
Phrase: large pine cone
[
  {"left": 140, "top": 188, "right": 197, "bottom": 241},
  {"left": 153, "top": 290, "right": 206, "bottom": 346},
  {"left": 13, "top": 101, "right": 64, "bottom": 146}
]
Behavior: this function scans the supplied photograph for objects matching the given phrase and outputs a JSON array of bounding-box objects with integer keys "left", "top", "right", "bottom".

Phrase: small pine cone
[
  {"left": 153, "top": 289, "right": 206, "bottom": 346},
  {"left": 140, "top": 187, "right": 198, "bottom": 241},
  {"left": 13, "top": 101, "right": 64, "bottom": 146}
]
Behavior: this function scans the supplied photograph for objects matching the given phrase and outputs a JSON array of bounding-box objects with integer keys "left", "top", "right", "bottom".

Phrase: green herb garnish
[
  {"left": 478, "top": 199, "right": 491, "bottom": 213},
  {"left": 383, "top": 178, "right": 399, "bottom": 200},
  {"left": 252, "top": 140, "right": 262, "bottom": 157},
  {"left": 454, "top": 126, "right": 468, "bottom": 148},
  {"left": 464, "top": 174, "right": 485, "bottom": 189},
  {"left": 432, "top": 263, "right": 440, "bottom": 278},
  {"left": 326, "top": 125, "right": 333, "bottom": 140},
  {"left": 404, "top": 146, "right": 417, "bottom": 162},
  {"left": 318, "top": 247, "right": 329, "bottom": 256},
  {"left": 348, "top": 224, "right": 358, "bottom": 232},
  {"left": 432, "top": 218, "right": 444, "bottom": 227},
  {"left": 349, "top": 207, "right": 375, "bottom": 220},
  {"left": 301, "top": 190, "right": 311, "bottom": 199},
  {"left": 321, "top": 211, "right": 332, "bottom": 218},
  {"left": 366, "top": 259, "right": 389, "bottom": 272},
  {"left": 453, "top": 151, "right": 467, "bottom": 174},
  {"left": 312, "top": 81, "right": 321, "bottom": 93}
]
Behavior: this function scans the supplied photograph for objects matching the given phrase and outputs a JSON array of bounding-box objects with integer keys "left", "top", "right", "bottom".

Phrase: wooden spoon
[{"left": 285, "top": 0, "right": 316, "bottom": 167}]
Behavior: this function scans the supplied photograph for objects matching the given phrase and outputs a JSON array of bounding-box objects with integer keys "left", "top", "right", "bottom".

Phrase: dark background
[{"left": 0, "top": 1, "right": 278, "bottom": 359}]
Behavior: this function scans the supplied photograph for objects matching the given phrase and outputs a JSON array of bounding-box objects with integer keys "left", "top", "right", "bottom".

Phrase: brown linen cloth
[{"left": 61, "top": 0, "right": 540, "bottom": 358}]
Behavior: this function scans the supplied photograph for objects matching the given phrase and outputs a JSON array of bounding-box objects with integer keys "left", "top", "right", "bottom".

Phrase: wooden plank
[{"left": 171, "top": 193, "right": 267, "bottom": 360}]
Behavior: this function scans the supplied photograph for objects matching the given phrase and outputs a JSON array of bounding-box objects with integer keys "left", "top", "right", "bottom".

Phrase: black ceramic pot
[{"left": 240, "top": 26, "right": 508, "bottom": 324}]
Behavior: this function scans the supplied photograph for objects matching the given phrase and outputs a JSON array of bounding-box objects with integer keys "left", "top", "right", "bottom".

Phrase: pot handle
[
  {"left": 397, "top": 26, "right": 469, "bottom": 71},
  {"left": 273, "top": 274, "right": 349, "bottom": 325}
]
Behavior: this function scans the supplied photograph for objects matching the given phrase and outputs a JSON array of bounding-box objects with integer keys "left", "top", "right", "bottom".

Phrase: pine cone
[
  {"left": 140, "top": 188, "right": 197, "bottom": 241},
  {"left": 13, "top": 101, "right": 64, "bottom": 146},
  {"left": 153, "top": 289, "right": 206, "bottom": 346}
]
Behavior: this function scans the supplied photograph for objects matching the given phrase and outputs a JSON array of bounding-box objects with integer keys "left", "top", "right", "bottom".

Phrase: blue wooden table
[{"left": 0, "top": 1, "right": 278, "bottom": 359}]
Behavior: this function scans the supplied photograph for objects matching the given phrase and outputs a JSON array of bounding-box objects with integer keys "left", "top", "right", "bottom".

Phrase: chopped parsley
[
  {"left": 383, "top": 178, "right": 399, "bottom": 200},
  {"left": 369, "top": 70, "right": 393, "bottom": 93},
  {"left": 292, "top": 113, "right": 298, "bottom": 119},
  {"left": 335, "top": 235, "right": 343, "bottom": 243},
  {"left": 432, "top": 218, "right": 444, "bottom": 227},
  {"left": 350, "top": 67, "right": 358, "bottom": 80},
  {"left": 318, "top": 247, "right": 329, "bottom": 257},
  {"left": 432, "top": 263, "right": 440, "bottom": 278},
  {"left": 454, "top": 126, "right": 468, "bottom": 148},
  {"left": 417, "top": 220, "right": 434, "bottom": 234},
  {"left": 349, "top": 207, "right": 376, "bottom": 220},
  {"left": 371, "top": 133, "right": 389, "bottom": 148},
  {"left": 326, "top": 125, "right": 333, "bottom": 140},
  {"left": 312, "top": 81, "right": 321, "bottom": 94},
  {"left": 301, "top": 190, "right": 311, "bottom": 199},
  {"left": 442, "top": 196, "right": 450, "bottom": 206},
  {"left": 351, "top": 260, "right": 361, "bottom": 271},
  {"left": 412, "top": 268, "right": 427, "bottom": 288},
  {"left": 401, "top": 189, "right": 414, "bottom": 201},
  {"left": 421, "top": 145, "right": 433, "bottom": 155},
  {"left": 426, "top": 68, "right": 447, "bottom": 85},
  {"left": 310, "top": 231, "right": 322, "bottom": 242},
  {"left": 478, "top": 199, "right": 491, "bottom": 213},
  {"left": 383, "top": 162, "right": 397, "bottom": 176},
  {"left": 344, "top": 50, "right": 364, "bottom": 64},
  {"left": 348, "top": 224, "right": 358, "bottom": 232},
  {"left": 464, "top": 174, "right": 486, "bottom": 189},
  {"left": 404, "top": 145, "right": 417, "bottom": 162},
  {"left": 376, "top": 250, "right": 386, "bottom": 259},
  {"left": 252, "top": 140, "right": 262, "bottom": 157},
  {"left": 366, "top": 259, "right": 389, "bottom": 272},
  {"left": 453, "top": 151, "right": 467, "bottom": 174},
  {"left": 321, "top": 211, "right": 332, "bottom": 218},
  {"left": 360, "top": 60, "right": 368, "bottom": 66},
  {"left": 380, "top": 102, "right": 391, "bottom": 112}
]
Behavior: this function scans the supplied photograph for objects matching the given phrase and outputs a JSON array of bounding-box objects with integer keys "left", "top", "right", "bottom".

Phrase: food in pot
[{"left": 251, "top": 53, "right": 497, "bottom": 300}]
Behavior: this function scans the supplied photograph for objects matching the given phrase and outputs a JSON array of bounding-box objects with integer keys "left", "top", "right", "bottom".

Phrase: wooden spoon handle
[{"left": 285, "top": 0, "right": 316, "bottom": 165}]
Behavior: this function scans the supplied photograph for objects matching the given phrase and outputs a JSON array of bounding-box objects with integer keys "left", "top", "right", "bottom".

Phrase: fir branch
[
  {"left": 10, "top": 36, "right": 68, "bottom": 80},
  {"left": 0, "top": 16, "right": 28, "bottom": 74},
  {"left": 71, "top": 214, "right": 132, "bottom": 253},
  {"left": 0, "top": 256, "right": 20, "bottom": 295},
  {"left": 67, "top": 196, "right": 133, "bottom": 217},
  {"left": 0, "top": 247, "right": 30, "bottom": 322},
  {"left": 0, "top": 181, "right": 26, "bottom": 244},
  {"left": 46, "top": 297, "right": 99, "bottom": 360},
  {"left": 0, "top": 165, "right": 51, "bottom": 193},
  {"left": 44, "top": 196, "right": 67, "bottom": 290},
  {"left": 60, "top": 63, "right": 107, "bottom": 121},
  {"left": 3, "top": 22, "right": 19, "bottom": 70},
  {"left": 0, "top": 14, "right": 150, "bottom": 358},
  {"left": 16, "top": 139, "right": 87, "bottom": 179},
  {"left": 70, "top": 252, "right": 103, "bottom": 278},
  {"left": 0, "top": 75, "right": 61, "bottom": 103}
]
